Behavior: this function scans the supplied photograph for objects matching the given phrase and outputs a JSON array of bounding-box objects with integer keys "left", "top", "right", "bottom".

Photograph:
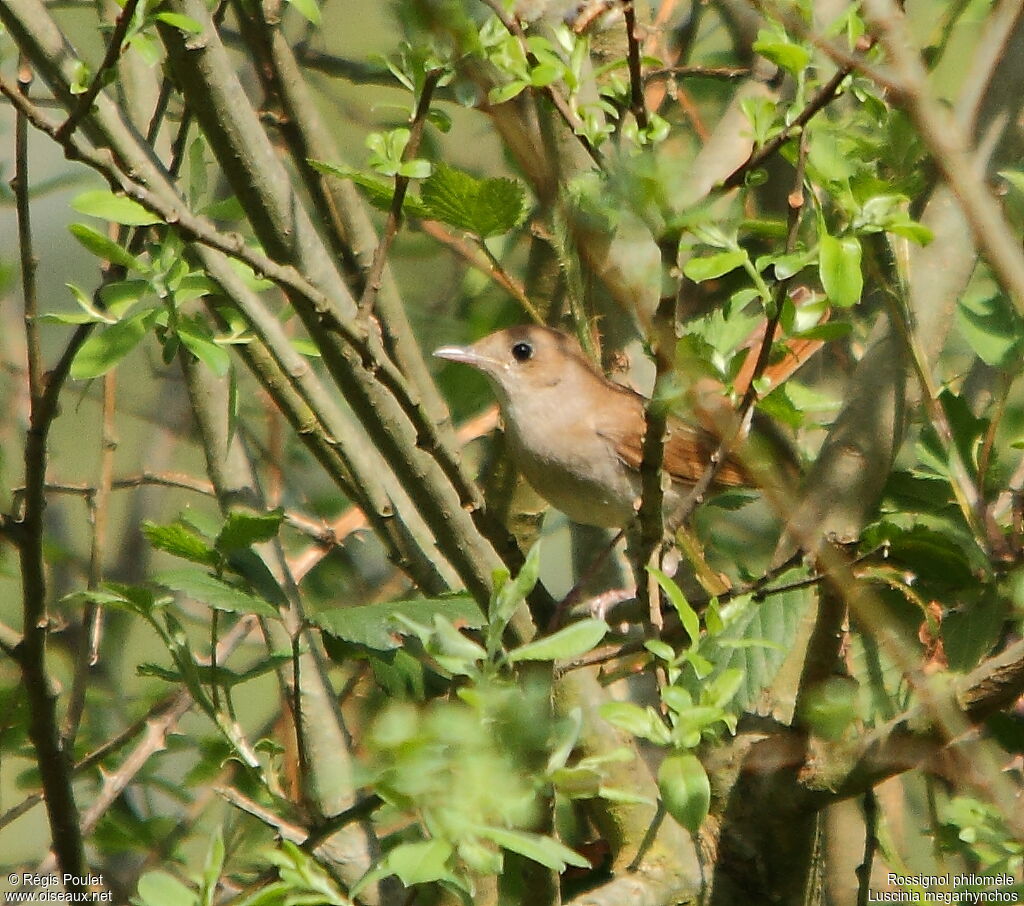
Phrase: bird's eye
[{"left": 511, "top": 341, "right": 533, "bottom": 362}]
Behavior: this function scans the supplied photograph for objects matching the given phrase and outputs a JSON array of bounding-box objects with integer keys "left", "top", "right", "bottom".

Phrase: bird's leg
[{"left": 548, "top": 528, "right": 626, "bottom": 631}]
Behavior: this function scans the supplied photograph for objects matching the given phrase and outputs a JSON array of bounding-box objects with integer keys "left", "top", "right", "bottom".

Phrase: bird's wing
[{"left": 597, "top": 390, "right": 747, "bottom": 488}]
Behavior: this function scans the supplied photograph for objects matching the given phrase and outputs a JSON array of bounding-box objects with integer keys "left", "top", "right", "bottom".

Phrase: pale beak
[
  {"left": 433, "top": 344, "right": 477, "bottom": 364},
  {"left": 433, "top": 345, "right": 499, "bottom": 373}
]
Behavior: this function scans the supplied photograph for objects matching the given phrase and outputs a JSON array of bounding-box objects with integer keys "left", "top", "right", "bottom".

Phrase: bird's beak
[{"left": 433, "top": 344, "right": 496, "bottom": 372}]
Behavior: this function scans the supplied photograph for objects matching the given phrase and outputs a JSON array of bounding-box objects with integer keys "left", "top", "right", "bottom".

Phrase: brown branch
[
  {"left": 62, "top": 371, "right": 117, "bottom": 748},
  {"left": 7, "top": 58, "right": 88, "bottom": 890},
  {"left": 644, "top": 65, "right": 750, "bottom": 82},
  {"left": 820, "top": 637, "right": 1024, "bottom": 805}
]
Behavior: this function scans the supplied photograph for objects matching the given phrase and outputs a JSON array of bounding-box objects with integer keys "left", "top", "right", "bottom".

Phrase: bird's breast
[{"left": 502, "top": 396, "right": 639, "bottom": 528}]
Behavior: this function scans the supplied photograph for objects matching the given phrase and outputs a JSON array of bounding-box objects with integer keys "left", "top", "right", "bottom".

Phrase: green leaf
[
  {"left": 489, "top": 542, "right": 540, "bottom": 652},
  {"left": 420, "top": 163, "right": 527, "bottom": 238},
  {"left": 154, "top": 11, "right": 203, "bottom": 33},
  {"left": 313, "top": 595, "right": 483, "bottom": 652},
  {"left": 135, "top": 871, "right": 199, "bottom": 906},
  {"left": 699, "top": 584, "right": 808, "bottom": 710},
  {"left": 797, "top": 675, "right": 859, "bottom": 741},
  {"left": 957, "top": 293, "right": 1024, "bottom": 368},
  {"left": 753, "top": 28, "right": 811, "bottom": 74},
  {"left": 683, "top": 250, "right": 747, "bottom": 283},
  {"left": 658, "top": 752, "right": 710, "bottom": 833},
  {"left": 172, "top": 273, "right": 219, "bottom": 304},
  {"left": 202, "top": 195, "right": 245, "bottom": 221},
  {"left": 599, "top": 701, "right": 672, "bottom": 745},
  {"left": 66, "top": 282, "right": 116, "bottom": 324},
  {"left": 69, "top": 223, "right": 144, "bottom": 270},
  {"left": 216, "top": 510, "right": 285, "bottom": 553},
  {"left": 648, "top": 568, "right": 700, "bottom": 645},
  {"left": 375, "top": 839, "right": 452, "bottom": 889},
  {"left": 475, "top": 826, "right": 589, "bottom": 871},
  {"left": 818, "top": 233, "right": 862, "bottom": 307},
  {"left": 704, "top": 667, "right": 744, "bottom": 710},
  {"left": 425, "top": 615, "right": 487, "bottom": 673},
  {"left": 177, "top": 322, "right": 230, "bottom": 377},
  {"left": 507, "top": 618, "right": 607, "bottom": 663},
  {"left": 285, "top": 0, "right": 321, "bottom": 24},
  {"left": 488, "top": 80, "right": 529, "bottom": 105},
  {"left": 154, "top": 568, "right": 280, "bottom": 619},
  {"left": 142, "top": 520, "right": 220, "bottom": 567},
  {"left": 70, "top": 308, "right": 155, "bottom": 379},
  {"left": 72, "top": 189, "right": 161, "bottom": 226},
  {"left": 99, "top": 278, "right": 150, "bottom": 318},
  {"left": 307, "top": 159, "right": 430, "bottom": 218}
]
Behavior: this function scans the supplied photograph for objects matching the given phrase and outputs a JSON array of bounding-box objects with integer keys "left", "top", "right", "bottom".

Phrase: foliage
[{"left": 1, "top": 1, "right": 1023, "bottom": 905}]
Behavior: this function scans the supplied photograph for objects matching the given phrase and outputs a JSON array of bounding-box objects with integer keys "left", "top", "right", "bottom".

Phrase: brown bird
[{"left": 434, "top": 325, "right": 748, "bottom": 529}]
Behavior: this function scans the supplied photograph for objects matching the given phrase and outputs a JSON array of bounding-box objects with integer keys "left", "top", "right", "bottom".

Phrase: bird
[{"left": 433, "top": 325, "right": 750, "bottom": 530}]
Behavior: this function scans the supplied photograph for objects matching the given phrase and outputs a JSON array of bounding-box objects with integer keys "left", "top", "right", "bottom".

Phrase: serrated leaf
[
  {"left": 72, "top": 189, "right": 161, "bottom": 226},
  {"left": 699, "top": 585, "right": 808, "bottom": 710},
  {"left": 312, "top": 595, "right": 482, "bottom": 651},
  {"left": 475, "top": 826, "right": 589, "bottom": 870},
  {"left": 420, "top": 163, "right": 526, "bottom": 238},
  {"left": 507, "top": 618, "right": 607, "bottom": 663},
  {"left": 683, "top": 250, "right": 747, "bottom": 283},
  {"left": 216, "top": 510, "right": 284, "bottom": 553},
  {"left": 818, "top": 233, "right": 862, "bottom": 307},
  {"left": 69, "top": 223, "right": 144, "bottom": 270},
  {"left": 70, "top": 309, "right": 154, "bottom": 379},
  {"left": 143, "top": 520, "right": 220, "bottom": 567},
  {"left": 155, "top": 568, "right": 280, "bottom": 619},
  {"left": 658, "top": 752, "right": 710, "bottom": 832}
]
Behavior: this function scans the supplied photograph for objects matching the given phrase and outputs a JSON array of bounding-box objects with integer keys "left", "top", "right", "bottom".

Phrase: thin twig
[
  {"left": 8, "top": 55, "right": 88, "bottom": 889},
  {"left": 475, "top": 238, "right": 546, "bottom": 324},
  {"left": 479, "top": 0, "right": 604, "bottom": 167},
  {"left": 856, "top": 789, "right": 878, "bottom": 906},
  {"left": 721, "top": 64, "right": 852, "bottom": 190},
  {"left": 358, "top": 67, "right": 443, "bottom": 317},
  {"left": 61, "top": 371, "right": 117, "bottom": 748},
  {"left": 13, "top": 58, "right": 41, "bottom": 405},
  {"left": 670, "top": 132, "right": 810, "bottom": 528},
  {"left": 55, "top": 0, "right": 141, "bottom": 143},
  {"left": 644, "top": 66, "right": 750, "bottom": 82},
  {"left": 622, "top": 1, "right": 649, "bottom": 130},
  {"left": 860, "top": 0, "right": 1024, "bottom": 314},
  {"left": 884, "top": 291, "right": 1006, "bottom": 557}
]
